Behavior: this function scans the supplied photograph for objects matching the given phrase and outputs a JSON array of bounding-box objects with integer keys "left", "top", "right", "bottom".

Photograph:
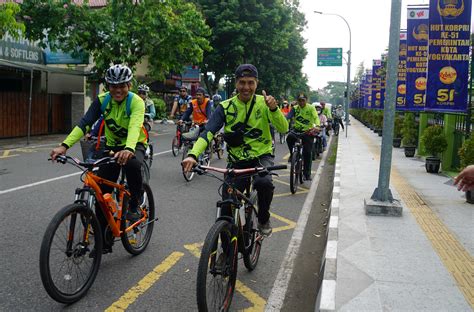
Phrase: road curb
[{"left": 317, "top": 136, "right": 341, "bottom": 312}]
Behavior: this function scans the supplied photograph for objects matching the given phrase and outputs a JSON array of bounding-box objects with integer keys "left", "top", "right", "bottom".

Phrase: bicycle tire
[
  {"left": 196, "top": 220, "right": 237, "bottom": 312},
  {"left": 243, "top": 191, "right": 261, "bottom": 271},
  {"left": 147, "top": 143, "right": 153, "bottom": 168},
  {"left": 298, "top": 156, "right": 304, "bottom": 184},
  {"left": 290, "top": 151, "right": 299, "bottom": 194},
  {"left": 39, "top": 203, "right": 102, "bottom": 304},
  {"left": 141, "top": 160, "right": 150, "bottom": 184},
  {"left": 172, "top": 136, "right": 180, "bottom": 157},
  {"left": 121, "top": 183, "right": 155, "bottom": 255},
  {"left": 215, "top": 136, "right": 224, "bottom": 160},
  {"left": 182, "top": 145, "right": 195, "bottom": 182}
]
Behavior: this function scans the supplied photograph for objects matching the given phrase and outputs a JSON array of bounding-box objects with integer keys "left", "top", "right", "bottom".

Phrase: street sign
[{"left": 317, "top": 48, "right": 343, "bottom": 66}]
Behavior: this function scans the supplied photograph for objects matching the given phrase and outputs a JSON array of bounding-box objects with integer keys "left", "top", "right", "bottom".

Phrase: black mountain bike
[
  {"left": 193, "top": 164, "right": 287, "bottom": 312},
  {"left": 181, "top": 126, "right": 212, "bottom": 182},
  {"left": 289, "top": 131, "right": 305, "bottom": 194}
]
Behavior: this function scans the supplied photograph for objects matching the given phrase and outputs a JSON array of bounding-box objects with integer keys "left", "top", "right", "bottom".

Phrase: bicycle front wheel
[
  {"left": 121, "top": 183, "right": 155, "bottom": 255},
  {"left": 243, "top": 191, "right": 262, "bottom": 271},
  {"left": 39, "top": 203, "right": 102, "bottom": 304},
  {"left": 182, "top": 145, "right": 196, "bottom": 182},
  {"left": 197, "top": 220, "right": 238, "bottom": 312},
  {"left": 172, "top": 136, "right": 180, "bottom": 157},
  {"left": 290, "top": 151, "right": 299, "bottom": 194}
]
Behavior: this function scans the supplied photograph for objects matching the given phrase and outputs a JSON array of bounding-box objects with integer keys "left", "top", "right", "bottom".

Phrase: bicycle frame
[{"left": 74, "top": 165, "right": 148, "bottom": 238}]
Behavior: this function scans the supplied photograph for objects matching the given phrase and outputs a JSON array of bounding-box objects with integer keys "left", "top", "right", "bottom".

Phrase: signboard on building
[
  {"left": 0, "top": 33, "right": 44, "bottom": 64},
  {"left": 44, "top": 47, "right": 89, "bottom": 65}
]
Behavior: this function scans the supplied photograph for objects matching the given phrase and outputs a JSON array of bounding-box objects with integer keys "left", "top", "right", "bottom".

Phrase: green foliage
[
  {"left": 394, "top": 114, "right": 403, "bottom": 138},
  {"left": 373, "top": 111, "right": 384, "bottom": 129},
  {"left": 401, "top": 112, "right": 417, "bottom": 146},
  {"left": 458, "top": 135, "right": 474, "bottom": 168},
  {"left": 0, "top": 2, "right": 24, "bottom": 39},
  {"left": 20, "top": 0, "right": 211, "bottom": 80},
  {"left": 194, "top": 0, "right": 308, "bottom": 97},
  {"left": 420, "top": 125, "right": 447, "bottom": 157},
  {"left": 151, "top": 97, "right": 167, "bottom": 119},
  {"left": 319, "top": 81, "right": 346, "bottom": 105}
]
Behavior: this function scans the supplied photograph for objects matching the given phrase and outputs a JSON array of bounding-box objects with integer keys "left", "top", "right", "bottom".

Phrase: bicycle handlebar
[
  {"left": 193, "top": 164, "right": 287, "bottom": 176},
  {"left": 49, "top": 155, "right": 116, "bottom": 169}
]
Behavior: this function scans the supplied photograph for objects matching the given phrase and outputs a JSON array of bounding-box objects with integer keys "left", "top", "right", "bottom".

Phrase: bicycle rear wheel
[
  {"left": 39, "top": 203, "right": 102, "bottom": 304},
  {"left": 243, "top": 191, "right": 262, "bottom": 271},
  {"left": 290, "top": 151, "right": 299, "bottom": 194},
  {"left": 121, "top": 183, "right": 155, "bottom": 255},
  {"left": 182, "top": 145, "right": 195, "bottom": 182},
  {"left": 172, "top": 136, "right": 180, "bottom": 157},
  {"left": 197, "top": 220, "right": 238, "bottom": 312}
]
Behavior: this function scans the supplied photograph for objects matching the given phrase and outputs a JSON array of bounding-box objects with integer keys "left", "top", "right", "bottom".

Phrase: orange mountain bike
[{"left": 40, "top": 155, "right": 156, "bottom": 303}]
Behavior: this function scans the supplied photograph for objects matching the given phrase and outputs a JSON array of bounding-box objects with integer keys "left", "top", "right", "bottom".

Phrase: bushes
[
  {"left": 401, "top": 112, "right": 417, "bottom": 146},
  {"left": 458, "top": 135, "right": 474, "bottom": 168},
  {"left": 394, "top": 115, "right": 403, "bottom": 138},
  {"left": 420, "top": 125, "right": 447, "bottom": 157},
  {"left": 150, "top": 97, "right": 167, "bottom": 119}
]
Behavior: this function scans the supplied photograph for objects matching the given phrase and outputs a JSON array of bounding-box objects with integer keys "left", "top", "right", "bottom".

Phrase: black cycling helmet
[
  {"left": 212, "top": 94, "right": 222, "bottom": 102},
  {"left": 105, "top": 64, "right": 133, "bottom": 84}
]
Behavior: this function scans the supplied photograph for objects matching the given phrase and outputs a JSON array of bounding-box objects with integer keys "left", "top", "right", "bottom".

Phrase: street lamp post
[{"left": 315, "top": 11, "right": 351, "bottom": 138}]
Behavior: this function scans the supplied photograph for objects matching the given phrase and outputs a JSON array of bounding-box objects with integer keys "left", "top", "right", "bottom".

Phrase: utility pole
[{"left": 364, "top": 0, "right": 403, "bottom": 216}]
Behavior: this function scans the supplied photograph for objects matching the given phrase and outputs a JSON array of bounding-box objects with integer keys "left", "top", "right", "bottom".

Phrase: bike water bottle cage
[{"left": 223, "top": 96, "right": 256, "bottom": 147}]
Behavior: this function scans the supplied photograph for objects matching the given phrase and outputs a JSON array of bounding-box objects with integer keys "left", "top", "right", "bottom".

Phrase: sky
[{"left": 299, "top": 0, "right": 474, "bottom": 91}]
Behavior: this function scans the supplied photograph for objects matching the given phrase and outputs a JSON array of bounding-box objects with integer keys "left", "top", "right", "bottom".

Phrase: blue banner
[
  {"left": 365, "top": 69, "right": 373, "bottom": 108},
  {"left": 396, "top": 31, "right": 408, "bottom": 110},
  {"left": 426, "top": 0, "right": 472, "bottom": 112},
  {"left": 406, "top": 6, "right": 429, "bottom": 111},
  {"left": 372, "top": 60, "right": 383, "bottom": 109}
]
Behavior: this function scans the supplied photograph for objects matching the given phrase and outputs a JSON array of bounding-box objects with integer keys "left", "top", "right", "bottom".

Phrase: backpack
[{"left": 100, "top": 92, "right": 135, "bottom": 117}]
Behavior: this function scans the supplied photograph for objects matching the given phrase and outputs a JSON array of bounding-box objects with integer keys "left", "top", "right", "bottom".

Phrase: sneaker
[{"left": 258, "top": 220, "right": 272, "bottom": 236}]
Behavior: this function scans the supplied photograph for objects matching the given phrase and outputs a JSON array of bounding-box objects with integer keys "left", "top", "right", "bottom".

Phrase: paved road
[{"left": 0, "top": 124, "right": 329, "bottom": 311}]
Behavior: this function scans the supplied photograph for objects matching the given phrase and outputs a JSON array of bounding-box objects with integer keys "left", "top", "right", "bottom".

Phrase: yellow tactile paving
[{"left": 356, "top": 126, "right": 474, "bottom": 308}]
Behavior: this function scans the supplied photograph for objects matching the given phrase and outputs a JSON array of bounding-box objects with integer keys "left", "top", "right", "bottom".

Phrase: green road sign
[{"left": 317, "top": 48, "right": 343, "bottom": 66}]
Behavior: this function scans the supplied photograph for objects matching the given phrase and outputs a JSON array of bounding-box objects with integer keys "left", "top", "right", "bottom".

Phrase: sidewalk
[{"left": 319, "top": 119, "right": 473, "bottom": 311}]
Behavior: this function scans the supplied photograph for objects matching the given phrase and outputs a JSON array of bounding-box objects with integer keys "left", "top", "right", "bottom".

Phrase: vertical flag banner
[
  {"left": 406, "top": 6, "right": 429, "bottom": 111},
  {"left": 372, "top": 60, "right": 383, "bottom": 109},
  {"left": 380, "top": 53, "right": 388, "bottom": 109},
  {"left": 426, "top": 0, "right": 472, "bottom": 112},
  {"left": 396, "top": 31, "right": 408, "bottom": 110},
  {"left": 365, "top": 69, "right": 373, "bottom": 108}
]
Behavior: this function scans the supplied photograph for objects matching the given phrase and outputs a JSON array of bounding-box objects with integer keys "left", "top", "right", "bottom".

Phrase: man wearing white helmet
[
  {"left": 50, "top": 64, "right": 148, "bottom": 253},
  {"left": 137, "top": 84, "right": 156, "bottom": 131}
]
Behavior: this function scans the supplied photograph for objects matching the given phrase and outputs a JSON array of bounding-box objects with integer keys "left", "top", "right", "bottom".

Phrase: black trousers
[
  {"left": 95, "top": 144, "right": 145, "bottom": 237},
  {"left": 287, "top": 131, "right": 313, "bottom": 177},
  {"left": 222, "top": 155, "right": 274, "bottom": 224}
]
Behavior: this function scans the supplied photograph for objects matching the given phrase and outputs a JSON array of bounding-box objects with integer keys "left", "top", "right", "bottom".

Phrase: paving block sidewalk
[{"left": 319, "top": 118, "right": 473, "bottom": 311}]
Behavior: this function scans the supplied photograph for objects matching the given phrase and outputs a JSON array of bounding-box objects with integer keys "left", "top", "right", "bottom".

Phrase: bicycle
[
  {"left": 172, "top": 121, "right": 192, "bottom": 157},
  {"left": 193, "top": 163, "right": 287, "bottom": 312},
  {"left": 212, "top": 132, "right": 225, "bottom": 160},
  {"left": 289, "top": 131, "right": 305, "bottom": 194},
  {"left": 333, "top": 118, "right": 341, "bottom": 136},
  {"left": 40, "top": 155, "right": 156, "bottom": 304},
  {"left": 181, "top": 125, "right": 212, "bottom": 182}
]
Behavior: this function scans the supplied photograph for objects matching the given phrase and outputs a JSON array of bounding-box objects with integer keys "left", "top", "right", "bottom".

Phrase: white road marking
[
  {"left": 265, "top": 136, "right": 332, "bottom": 312},
  {"left": 0, "top": 149, "right": 172, "bottom": 195}
]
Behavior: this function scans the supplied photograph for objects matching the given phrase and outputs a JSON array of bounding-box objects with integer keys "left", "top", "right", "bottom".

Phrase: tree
[
  {"left": 320, "top": 81, "right": 346, "bottom": 105},
  {"left": 0, "top": 2, "right": 24, "bottom": 39},
  {"left": 194, "top": 0, "right": 308, "bottom": 97},
  {"left": 20, "top": 0, "right": 211, "bottom": 80}
]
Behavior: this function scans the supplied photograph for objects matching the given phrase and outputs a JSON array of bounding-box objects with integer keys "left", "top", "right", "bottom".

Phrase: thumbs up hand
[{"left": 262, "top": 90, "right": 277, "bottom": 111}]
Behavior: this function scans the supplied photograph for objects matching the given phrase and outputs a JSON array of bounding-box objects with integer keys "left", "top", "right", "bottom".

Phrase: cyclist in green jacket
[
  {"left": 50, "top": 64, "right": 147, "bottom": 252},
  {"left": 286, "top": 94, "right": 320, "bottom": 181},
  {"left": 182, "top": 64, "right": 288, "bottom": 236}
]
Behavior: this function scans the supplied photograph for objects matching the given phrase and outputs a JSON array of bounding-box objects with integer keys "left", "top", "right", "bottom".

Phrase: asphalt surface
[{"left": 0, "top": 124, "right": 333, "bottom": 311}]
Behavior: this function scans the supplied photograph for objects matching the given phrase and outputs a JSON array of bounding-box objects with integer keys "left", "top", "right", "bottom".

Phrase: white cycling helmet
[
  {"left": 314, "top": 102, "right": 322, "bottom": 108},
  {"left": 212, "top": 94, "right": 222, "bottom": 102},
  {"left": 138, "top": 84, "right": 150, "bottom": 93},
  {"left": 105, "top": 64, "right": 133, "bottom": 84}
]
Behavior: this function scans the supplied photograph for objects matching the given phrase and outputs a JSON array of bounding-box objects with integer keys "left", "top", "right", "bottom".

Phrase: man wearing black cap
[
  {"left": 170, "top": 86, "right": 192, "bottom": 119},
  {"left": 178, "top": 87, "right": 213, "bottom": 127},
  {"left": 285, "top": 93, "right": 320, "bottom": 181},
  {"left": 182, "top": 64, "right": 288, "bottom": 236}
]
